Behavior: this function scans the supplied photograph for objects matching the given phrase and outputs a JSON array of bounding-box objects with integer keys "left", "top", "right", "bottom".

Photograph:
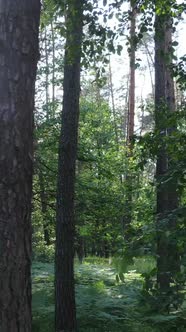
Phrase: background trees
[{"left": 31, "top": 0, "right": 186, "bottom": 331}]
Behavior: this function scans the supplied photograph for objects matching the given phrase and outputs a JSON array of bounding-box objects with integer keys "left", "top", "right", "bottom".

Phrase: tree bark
[
  {"left": 155, "top": 13, "right": 179, "bottom": 293},
  {"left": 123, "top": 1, "right": 136, "bottom": 242},
  {"left": 0, "top": 1, "right": 40, "bottom": 331},
  {"left": 55, "top": 1, "right": 83, "bottom": 331}
]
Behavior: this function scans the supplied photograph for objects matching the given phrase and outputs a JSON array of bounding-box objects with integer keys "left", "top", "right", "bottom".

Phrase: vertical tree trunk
[
  {"left": 123, "top": 75, "right": 129, "bottom": 140},
  {"left": 44, "top": 27, "right": 50, "bottom": 120},
  {"left": 55, "top": 1, "right": 83, "bottom": 331},
  {"left": 155, "top": 12, "right": 179, "bottom": 293},
  {"left": 76, "top": 235, "right": 84, "bottom": 264},
  {"left": 0, "top": 1, "right": 40, "bottom": 331},
  {"left": 51, "top": 21, "right": 56, "bottom": 117},
  {"left": 38, "top": 169, "right": 50, "bottom": 245},
  {"left": 127, "top": 1, "right": 136, "bottom": 146},
  {"left": 109, "top": 58, "right": 119, "bottom": 145},
  {"left": 123, "top": 1, "right": 136, "bottom": 242},
  {"left": 165, "top": 21, "right": 180, "bottom": 282},
  {"left": 143, "top": 40, "right": 154, "bottom": 98}
]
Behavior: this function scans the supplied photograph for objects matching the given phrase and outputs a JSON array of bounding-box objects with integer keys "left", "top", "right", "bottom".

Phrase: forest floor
[{"left": 32, "top": 257, "right": 186, "bottom": 332}]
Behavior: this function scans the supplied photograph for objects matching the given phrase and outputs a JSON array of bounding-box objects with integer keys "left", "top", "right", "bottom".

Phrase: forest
[{"left": 0, "top": 0, "right": 186, "bottom": 331}]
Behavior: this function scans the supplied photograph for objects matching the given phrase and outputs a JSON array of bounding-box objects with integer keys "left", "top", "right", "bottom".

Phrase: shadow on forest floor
[{"left": 32, "top": 259, "right": 186, "bottom": 332}]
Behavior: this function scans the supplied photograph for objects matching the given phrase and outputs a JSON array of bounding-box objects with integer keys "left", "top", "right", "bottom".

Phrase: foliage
[
  {"left": 32, "top": 0, "right": 186, "bottom": 329},
  {"left": 32, "top": 259, "right": 186, "bottom": 332}
]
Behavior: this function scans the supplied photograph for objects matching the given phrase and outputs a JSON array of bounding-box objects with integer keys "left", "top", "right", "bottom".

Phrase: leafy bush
[{"left": 33, "top": 242, "right": 55, "bottom": 263}]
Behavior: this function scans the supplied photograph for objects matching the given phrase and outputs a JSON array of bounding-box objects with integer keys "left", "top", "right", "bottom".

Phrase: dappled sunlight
[{"left": 32, "top": 258, "right": 171, "bottom": 332}]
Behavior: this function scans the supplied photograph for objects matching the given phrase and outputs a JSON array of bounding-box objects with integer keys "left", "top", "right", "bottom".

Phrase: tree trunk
[
  {"left": 155, "top": 13, "right": 179, "bottom": 293},
  {"left": 38, "top": 169, "right": 51, "bottom": 245},
  {"left": 55, "top": 1, "right": 83, "bottom": 331},
  {"left": 76, "top": 235, "right": 84, "bottom": 264},
  {"left": 123, "top": 1, "right": 136, "bottom": 242},
  {"left": 109, "top": 58, "right": 119, "bottom": 145},
  {"left": 51, "top": 21, "right": 56, "bottom": 117},
  {"left": 44, "top": 27, "right": 50, "bottom": 121},
  {"left": 143, "top": 40, "right": 154, "bottom": 98},
  {"left": 127, "top": 1, "right": 136, "bottom": 146},
  {"left": 0, "top": 1, "right": 40, "bottom": 331}
]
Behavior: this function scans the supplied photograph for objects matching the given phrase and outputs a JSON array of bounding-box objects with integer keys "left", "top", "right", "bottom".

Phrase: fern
[{"left": 32, "top": 258, "right": 186, "bottom": 332}]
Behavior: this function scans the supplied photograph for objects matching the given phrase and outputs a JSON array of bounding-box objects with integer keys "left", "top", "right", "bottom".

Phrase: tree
[
  {"left": 0, "top": 1, "right": 40, "bottom": 331},
  {"left": 123, "top": 0, "right": 137, "bottom": 242},
  {"left": 33, "top": 0, "right": 64, "bottom": 256},
  {"left": 127, "top": 0, "right": 136, "bottom": 146},
  {"left": 155, "top": 6, "right": 179, "bottom": 295},
  {"left": 55, "top": 0, "right": 83, "bottom": 331},
  {"left": 76, "top": 98, "right": 125, "bottom": 258}
]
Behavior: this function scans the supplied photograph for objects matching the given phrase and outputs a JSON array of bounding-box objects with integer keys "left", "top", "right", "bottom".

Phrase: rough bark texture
[
  {"left": 0, "top": 1, "right": 40, "bottom": 331},
  {"left": 155, "top": 14, "right": 179, "bottom": 292},
  {"left": 55, "top": 1, "right": 83, "bottom": 331}
]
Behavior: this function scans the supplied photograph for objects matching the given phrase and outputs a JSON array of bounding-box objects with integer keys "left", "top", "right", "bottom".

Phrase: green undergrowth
[{"left": 32, "top": 257, "right": 186, "bottom": 332}]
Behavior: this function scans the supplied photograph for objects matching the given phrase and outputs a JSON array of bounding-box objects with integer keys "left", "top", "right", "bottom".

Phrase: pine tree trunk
[
  {"left": 123, "top": 2, "right": 136, "bottom": 242},
  {"left": 0, "top": 1, "right": 40, "bottom": 331},
  {"left": 55, "top": 1, "right": 83, "bottom": 331},
  {"left": 155, "top": 13, "right": 179, "bottom": 293}
]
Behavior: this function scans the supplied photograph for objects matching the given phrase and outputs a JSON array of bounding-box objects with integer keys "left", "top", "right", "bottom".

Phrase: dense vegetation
[
  {"left": 32, "top": 0, "right": 186, "bottom": 330},
  {"left": 0, "top": 0, "right": 186, "bottom": 331},
  {"left": 33, "top": 257, "right": 186, "bottom": 332}
]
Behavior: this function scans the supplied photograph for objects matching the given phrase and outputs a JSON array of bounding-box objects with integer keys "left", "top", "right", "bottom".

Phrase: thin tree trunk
[
  {"left": 76, "top": 235, "right": 84, "bottom": 264},
  {"left": 0, "top": 1, "right": 40, "bottom": 331},
  {"left": 143, "top": 40, "right": 155, "bottom": 98},
  {"left": 38, "top": 169, "right": 51, "bottom": 245},
  {"left": 123, "top": 1, "right": 136, "bottom": 241},
  {"left": 109, "top": 58, "right": 124, "bottom": 186},
  {"left": 127, "top": 2, "right": 136, "bottom": 146},
  {"left": 109, "top": 58, "right": 119, "bottom": 145},
  {"left": 51, "top": 21, "right": 56, "bottom": 116},
  {"left": 123, "top": 74, "right": 129, "bottom": 141},
  {"left": 55, "top": 1, "right": 83, "bottom": 331},
  {"left": 45, "top": 27, "right": 50, "bottom": 120}
]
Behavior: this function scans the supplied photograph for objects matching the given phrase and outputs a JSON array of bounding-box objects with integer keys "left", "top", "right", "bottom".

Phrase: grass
[{"left": 32, "top": 257, "right": 186, "bottom": 332}]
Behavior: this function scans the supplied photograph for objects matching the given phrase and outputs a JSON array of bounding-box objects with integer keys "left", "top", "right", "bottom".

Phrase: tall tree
[
  {"left": 155, "top": 7, "right": 179, "bottom": 294},
  {"left": 55, "top": 0, "right": 83, "bottom": 331},
  {"left": 127, "top": 0, "right": 136, "bottom": 146},
  {"left": 0, "top": 1, "right": 40, "bottom": 331},
  {"left": 123, "top": 0, "right": 136, "bottom": 242}
]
